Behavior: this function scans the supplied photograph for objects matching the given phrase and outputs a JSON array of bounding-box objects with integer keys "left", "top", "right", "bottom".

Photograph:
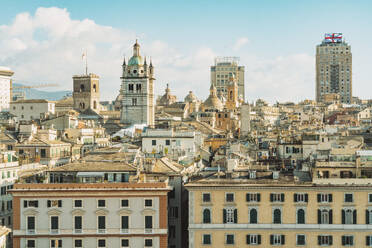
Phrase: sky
[{"left": 0, "top": 0, "right": 372, "bottom": 103}]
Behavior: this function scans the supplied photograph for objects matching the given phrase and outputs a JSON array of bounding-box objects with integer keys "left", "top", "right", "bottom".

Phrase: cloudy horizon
[{"left": 1, "top": 1, "right": 371, "bottom": 103}]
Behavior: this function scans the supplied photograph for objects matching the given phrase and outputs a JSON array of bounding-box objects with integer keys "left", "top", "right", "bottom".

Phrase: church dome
[
  {"left": 184, "top": 91, "right": 198, "bottom": 102},
  {"left": 203, "top": 84, "right": 223, "bottom": 111},
  {"left": 128, "top": 55, "right": 143, "bottom": 66}
]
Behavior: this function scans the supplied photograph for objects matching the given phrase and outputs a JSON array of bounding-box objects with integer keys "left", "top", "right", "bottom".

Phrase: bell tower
[
  {"left": 73, "top": 73, "right": 100, "bottom": 113},
  {"left": 120, "top": 40, "right": 155, "bottom": 126},
  {"left": 225, "top": 73, "right": 239, "bottom": 111}
]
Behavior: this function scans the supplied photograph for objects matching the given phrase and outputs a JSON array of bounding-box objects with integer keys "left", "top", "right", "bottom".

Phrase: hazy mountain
[{"left": 13, "top": 83, "right": 71, "bottom": 101}]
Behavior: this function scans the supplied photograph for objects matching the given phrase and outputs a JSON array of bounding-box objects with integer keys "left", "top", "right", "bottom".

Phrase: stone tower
[
  {"left": 225, "top": 74, "right": 239, "bottom": 111},
  {"left": 120, "top": 40, "right": 155, "bottom": 126},
  {"left": 73, "top": 73, "right": 100, "bottom": 113}
]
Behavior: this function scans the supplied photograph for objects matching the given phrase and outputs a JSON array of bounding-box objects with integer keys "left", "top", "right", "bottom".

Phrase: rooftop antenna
[{"left": 82, "top": 49, "right": 88, "bottom": 75}]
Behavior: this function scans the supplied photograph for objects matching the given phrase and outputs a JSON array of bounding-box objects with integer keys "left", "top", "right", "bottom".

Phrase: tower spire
[{"left": 133, "top": 39, "right": 140, "bottom": 56}]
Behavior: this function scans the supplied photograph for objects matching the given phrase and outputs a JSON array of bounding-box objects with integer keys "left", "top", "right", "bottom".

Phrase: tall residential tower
[
  {"left": 316, "top": 33, "right": 352, "bottom": 103},
  {"left": 210, "top": 57, "right": 245, "bottom": 101}
]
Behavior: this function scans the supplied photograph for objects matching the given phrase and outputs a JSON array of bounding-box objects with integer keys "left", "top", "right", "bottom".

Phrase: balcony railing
[{"left": 17, "top": 228, "right": 167, "bottom": 235}]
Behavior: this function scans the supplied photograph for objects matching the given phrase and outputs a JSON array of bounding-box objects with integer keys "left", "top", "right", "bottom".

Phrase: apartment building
[
  {"left": 0, "top": 67, "right": 13, "bottom": 112},
  {"left": 141, "top": 129, "right": 203, "bottom": 162},
  {"left": 316, "top": 33, "right": 352, "bottom": 103},
  {"left": 210, "top": 57, "right": 245, "bottom": 100},
  {"left": 10, "top": 99, "right": 55, "bottom": 121},
  {"left": 11, "top": 181, "right": 171, "bottom": 248},
  {"left": 15, "top": 139, "right": 71, "bottom": 167},
  {"left": 186, "top": 171, "right": 372, "bottom": 247}
]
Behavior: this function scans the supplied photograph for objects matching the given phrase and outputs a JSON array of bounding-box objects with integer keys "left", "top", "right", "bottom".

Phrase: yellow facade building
[{"left": 186, "top": 173, "right": 372, "bottom": 247}]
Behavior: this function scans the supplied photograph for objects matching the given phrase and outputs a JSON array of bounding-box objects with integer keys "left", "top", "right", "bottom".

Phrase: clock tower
[{"left": 120, "top": 40, "right": 155, "bottom": 126}]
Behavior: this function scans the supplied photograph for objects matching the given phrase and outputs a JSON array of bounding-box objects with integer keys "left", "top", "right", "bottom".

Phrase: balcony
[{"left": 16, "top": 228, "right": 168, "bottom": 235}]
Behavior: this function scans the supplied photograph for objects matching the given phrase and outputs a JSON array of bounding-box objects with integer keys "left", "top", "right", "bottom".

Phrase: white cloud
[
  {"left": 233, "top": 37, "right": 249, "bottom": 51},
  {"left": 0, "top": 7, "right": 315, "bottom": 104}
]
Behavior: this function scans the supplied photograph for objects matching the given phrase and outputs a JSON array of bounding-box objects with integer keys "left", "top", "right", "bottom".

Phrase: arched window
[
  {"left": 93, "top": 84, "right": 97, "bottom": 92},
  {"left": 321, "top": 209, "right": 329, "bottom": 224},
  {"left": 203, "top": 209, "right": 211, "bottom": 224},
  {"left": 229, "top": 91, "right": 233, "bottom": 100},
  {"left": 297, "top": 209, "right": 305, "bottom": 224},
  {"left": 93, "top": 101, "right": 97, "bottom": 109},
  {"left": 250, "top": 208, "right": 257, "bottom": 224},
  {"left": 273, "top": 209, "right": 281, "bottom": 224},
  {"left": 79, "top": 102, "right": 85, "bottom": 110},
  {"left": 344, "top": 209, "right": 353, "bottom": 224},
  {"left": 80, "top": 84, "right": 85, "bottom": 92}
]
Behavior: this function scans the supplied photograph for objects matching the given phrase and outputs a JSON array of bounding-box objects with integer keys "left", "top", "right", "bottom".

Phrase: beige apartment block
[
  {"left": 211, "top": 57, "right": 245, "bottom": 101},
  {"left": 316, "top": 36, "right": 352, "bottom": 103},
  {"left": 187, "top": 177, "right": 372, "bottom": 247}
]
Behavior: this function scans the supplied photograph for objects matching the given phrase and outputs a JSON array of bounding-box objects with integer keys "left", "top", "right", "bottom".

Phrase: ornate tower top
[{"left": 128, "top": 40, "right": 143, "bottom": 66}]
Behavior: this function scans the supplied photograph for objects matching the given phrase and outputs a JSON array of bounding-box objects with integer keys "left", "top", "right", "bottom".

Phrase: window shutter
[
  {"left": 329, "top": 210, "right": 333, "bottom": 224},
  {"left": 257, "top": 193, "right": 261, "bottom": 202},
  {"left": 317, "top": 209, "right": 321, "bottom": 224},
  {"left": 342, "top": 209, "right": 345, "bottom": 224},
  {"left": 318, "top": 236, "right": 321, "bottom": 245},
  {"left": 246, "top": 235, "right": 250, "bottom": 244},
  {"left": 24, "top": 200, "right": 27, "bottom": 208},
  {"left": 294, "top": 193, "right": 297, "bottom": 202},
  {"left": 342, "top": 236, "right": 345, "bottom": 246},
  {"left": 58, "top": 200, "right": 62, "bottom": 207},
  {"left": 305, "top": 194, "right": 308, "bottom": 202},
  {"left": 234, "top": 209, "right": 238, "bottom": 223},
  {"left": 329, "top": 194, "right": 332, "bottom": 202},
  {"left": 258, "top": 235, "right": 261, "bottom": 245},
  {"left": 47, "top": 200, "right": 51, "bottom": 208},
  {"left": 317, "top": 194, "right": 321, "bottom": 202},
  {"left": 223, "top": 209, "right": 226, "bottom": 224},
  {"left": 281, "top": 193, "right": 285, "bottom": 202},
  {"left": 270, "top": 193, "right": 273, "bottom": 202},
  {"left": 246, "top": 193, "right": 250, "bottom": 202},
  {"left": 270, "top": 235, "right": 274, "bottom": 245},
  {"left": 366, "top": 210, "right": 370, "bottom": 224},
  {"left": 329, "top": 235, "right": 333, "bottom": 245},
  {"left": 367, "top": 236, "right": 371, "bottom": 246},
  {"left": 281, "top": 235, "right": 285, "bottom": 245},
  {"left": 353, "top": 209, "right": 357, "bottom": 224}
]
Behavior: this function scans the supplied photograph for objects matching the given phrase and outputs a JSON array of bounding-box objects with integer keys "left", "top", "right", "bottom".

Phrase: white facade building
[
  {"left": 141, "top": 129, "right": 203, "bottom": 161},
  {"left": 12, "top": 182, "right": 171, "bottom": 248},
  {"left": 0, "top": 67, "right": 13, "bottom": 112},
  {"left": 10, "top": 100, "right": 55, "bottom": 121}
]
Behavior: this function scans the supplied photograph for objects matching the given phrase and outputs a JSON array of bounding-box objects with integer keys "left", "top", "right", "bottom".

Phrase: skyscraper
[
  {"left": 120, "top": 40, "right": 155, "bottom": 126},
  {"left": 316, "top": 33, "right": 352, "bottom": 103},
  {"left": 210, "top": 57, "right": 245, "bottom": 101}
]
